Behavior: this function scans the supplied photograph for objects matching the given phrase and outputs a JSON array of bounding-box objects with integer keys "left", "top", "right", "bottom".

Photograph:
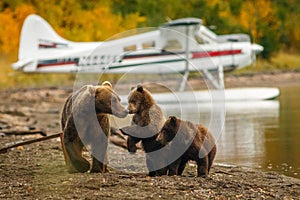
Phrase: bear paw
[{"left": 71, "top": 159, "right": 90, "bottom": 173}]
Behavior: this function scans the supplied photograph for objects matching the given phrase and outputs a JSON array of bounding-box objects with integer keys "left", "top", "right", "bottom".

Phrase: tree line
[{"left": 0, "top": 0, "right": 299, "bottom": 60}]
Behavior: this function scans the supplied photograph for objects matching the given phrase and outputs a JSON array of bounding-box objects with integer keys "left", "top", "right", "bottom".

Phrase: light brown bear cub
[
  {"left": 120, "top": 85, "right": 166, "bottom": 176},
  {"left": 157, "top": 116, "right": 217, "bottom": 177},
  {"left": 61, "top": 81, "right": 128, "bottom": 173}
]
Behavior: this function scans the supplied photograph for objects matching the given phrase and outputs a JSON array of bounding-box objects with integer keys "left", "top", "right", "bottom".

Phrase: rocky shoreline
[
  {"left": 224, "top": 71, "right": 300, "bottom": 88},
  {"left": 0, "top": 71, "right": 300, "bottom": 199}
]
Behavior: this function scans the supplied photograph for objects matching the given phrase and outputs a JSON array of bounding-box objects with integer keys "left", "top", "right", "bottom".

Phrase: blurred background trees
[
  {"left": 0, "top": 0, "right": 299, "bottom": 60},
  {"left": 0, "top": 0, "right": 299, "bottom": 90},
  {"left": 111, "top": 0, "right": 300, "bottom": 59}
]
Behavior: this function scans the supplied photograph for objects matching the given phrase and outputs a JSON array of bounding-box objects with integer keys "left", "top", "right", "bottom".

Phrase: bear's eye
[
  {"left": 112, "top": 97, "right": 117, "bottom": 103},
  {"left": 130, "top": 100, "right": 135, "bottom": 104}
]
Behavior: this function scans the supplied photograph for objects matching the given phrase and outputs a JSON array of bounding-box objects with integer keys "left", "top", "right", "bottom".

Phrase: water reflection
[
  {"left": 112, "top": 86, "right": 300, "bottom": 178},
  {"left": 216, "top": 101, "right": 279, "bottom": 169},
  {"left": 161, "top": 101, "right": 279, "bottom": 167},
  {"left": 263, "top": 86, "right": 300, "bottom": 178},
  {"left": 161, "top": 93, "right": 300, "bottom": 178}
]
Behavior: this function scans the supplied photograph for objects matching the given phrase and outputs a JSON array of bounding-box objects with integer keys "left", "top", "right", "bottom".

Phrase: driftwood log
[
  {"left": 0, "top": 133, "right": 61, "bottom": 154},
  {"left": 0, "top": 128, "right": 142, "bottom": 154},
  {"left": 0, "top": 130, "right": 47, "bottom": 136}
]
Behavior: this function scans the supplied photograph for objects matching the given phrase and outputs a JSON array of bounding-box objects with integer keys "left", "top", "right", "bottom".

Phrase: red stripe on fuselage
[
  {"left": 37, "top": 61, "right": 76, "bottom": 68},
  {"left": 39, "top": 43, "right": 57, "bottom": 48},
  {"left": 192, "top": 49, "right": 242, "bottom": 59},
  {"left": 36, "top": 49, "right": 242, "bottom": 69},
  {"left": 123, "top": 49, "right": 242, "bottom": 60}
]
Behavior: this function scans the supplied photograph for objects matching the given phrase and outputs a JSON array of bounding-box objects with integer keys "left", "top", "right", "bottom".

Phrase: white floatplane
[{"left": 12, "top": 14, "right": 280, "bottom": 102}]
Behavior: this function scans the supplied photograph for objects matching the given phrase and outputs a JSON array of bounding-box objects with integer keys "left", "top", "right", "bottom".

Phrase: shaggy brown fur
[
  {"left": 120, "top": 85, "right": 166, "bottom": 176},
  {"left": 157, "top": 116, "right": 217, "bottom": 177},
  {"left": 61, "top": 82, "right": 127, "bottom": 173}
]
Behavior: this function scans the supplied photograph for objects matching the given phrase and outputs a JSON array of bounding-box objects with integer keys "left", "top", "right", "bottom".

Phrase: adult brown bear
[
  {"left": 157, "top": 116, "right": 217, "bottom": 177},
  {"left": 120, "top": 85, "right": 167, "bottom": 176},
  {"left": 61, "top": 81, "right": 128, "bottom": 173}
]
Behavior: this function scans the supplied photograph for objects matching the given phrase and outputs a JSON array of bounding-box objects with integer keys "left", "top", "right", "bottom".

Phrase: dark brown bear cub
[
  {"left": 157, "top": 116, "right": 217, "bottom": 177},
  {"left": 120, "top": 85, "right": 167, "bottom": 176}
]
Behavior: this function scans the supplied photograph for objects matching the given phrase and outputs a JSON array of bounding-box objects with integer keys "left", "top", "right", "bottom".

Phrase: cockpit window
[
  {"left": 194, "top": 34, "right": 205, "bottom": 44},
  {"left": 142, "top": 41, "right": 155, "bottom": 49},
  {"left": 124, "top": 45, "right": 137, "bottom": 52},
  {"left": 163, "top": 39, "right": 182, "bottom": 50}
]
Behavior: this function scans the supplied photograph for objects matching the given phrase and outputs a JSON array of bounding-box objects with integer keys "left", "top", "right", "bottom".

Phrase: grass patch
[
  {"left": 231, "top": 52, "right": 300, "bottom": 75},
  {"left": 0, "top": 57, "right": 76, "bottom": 91},
  {"left": 1, "top": 52, "right": 300, "bottom": 91}
]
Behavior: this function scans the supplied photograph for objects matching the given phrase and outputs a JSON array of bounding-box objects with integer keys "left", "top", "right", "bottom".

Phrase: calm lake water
[{"left": 160, "top": 85, "right": 300, "bottom": 178}]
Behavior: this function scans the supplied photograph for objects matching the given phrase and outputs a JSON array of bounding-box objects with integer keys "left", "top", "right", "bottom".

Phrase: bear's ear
[
  {"left": 137, "top": 85, "right": 143, "bottom": 93},
  {"left": 130, "top": 86, "right": 135, "bottom": 91},
  {"left": 169, "top": 116, "right": 177, "bottom": 126},
  {"left": 102, "top": 81, "right": 112, "bottom": 88}
]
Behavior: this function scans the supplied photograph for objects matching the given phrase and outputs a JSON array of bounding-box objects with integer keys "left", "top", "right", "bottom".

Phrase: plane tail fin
[{"left": 18, "top": 14, "right": 68, "bottom": 61}]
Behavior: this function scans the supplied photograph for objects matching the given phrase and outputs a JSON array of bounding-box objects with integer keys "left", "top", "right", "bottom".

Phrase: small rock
[
  {"left": 17, "top": 146, "right": 24, "bottom": 151},
  {"left": 26, "top": 186, "right": 33, "bottom": 193}
]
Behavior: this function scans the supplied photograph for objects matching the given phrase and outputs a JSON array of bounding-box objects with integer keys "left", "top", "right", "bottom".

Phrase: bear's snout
[
  {"left": 120, "top": 109, "right": 129, "bottom": 118},
  {"left": 156, "top": 131, "right": 165, "bottom": 144},
  {"left": 113, "top": 108, "right": 128, "bottom": 118},
  {"left": 128, "top": 109, "right": 135, "bottom": 114},
  {"left": 127, "top": 104, "right": 137, "bottom": 114}
]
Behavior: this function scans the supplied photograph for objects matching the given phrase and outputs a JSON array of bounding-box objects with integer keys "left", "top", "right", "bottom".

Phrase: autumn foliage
[
  {"left": 0, "top": 0, "right": 299, "bottom": 59},
  {"left": 0, "top": 1, "right": 145, "bottom": 59}
]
